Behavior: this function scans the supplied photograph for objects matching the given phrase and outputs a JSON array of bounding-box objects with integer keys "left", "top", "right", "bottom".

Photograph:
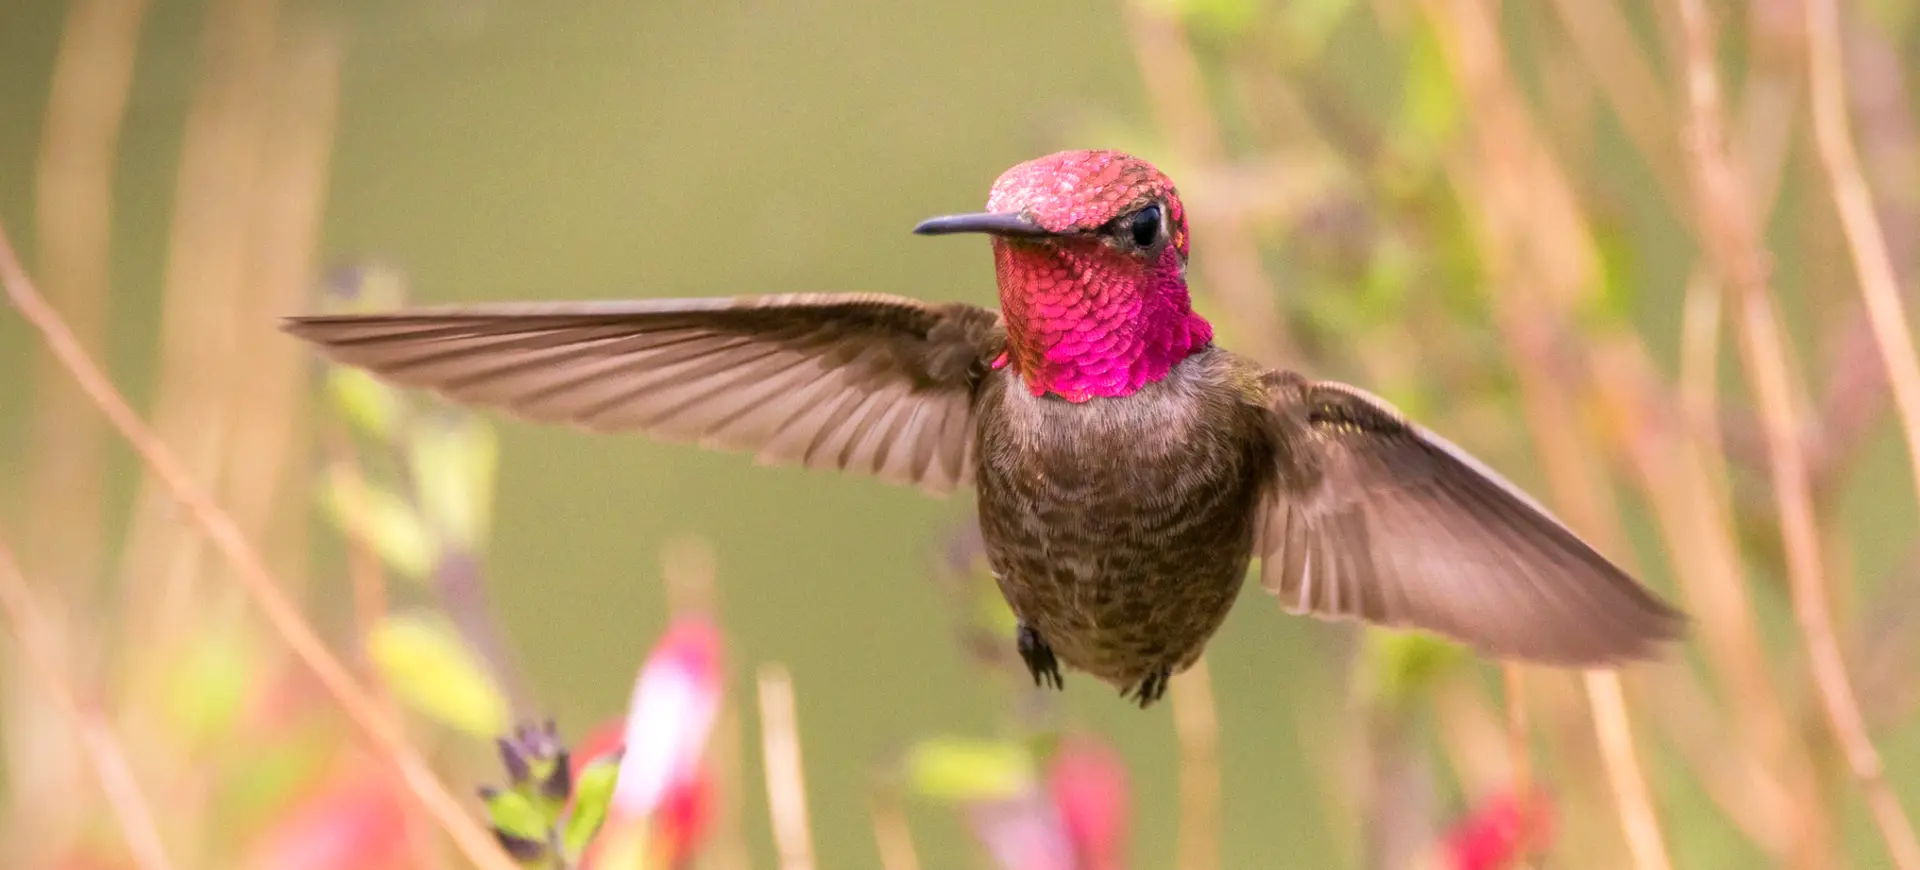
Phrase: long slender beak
[{"left": 911, "top": 211, "right": 1057, "bottom": 238}]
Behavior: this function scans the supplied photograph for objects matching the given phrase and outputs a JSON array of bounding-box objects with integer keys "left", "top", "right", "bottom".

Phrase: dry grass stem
[
  {"left": 1433, "top": 680, "right": 1513, "bottom": 793},
  {"left": 1584, "top": 673, "right": 1674, "bottom": 870},
  {"left": 115, "top": 0, "right": 276, "bottom": 653},
  {"left": 662, "top": 536, "right": 720, "bottom": 618},
  {"left": 320, "top": 438, "right": 444, "bottom": 870},
  {"left": 1808, "top": 19, "right": 1920, "bottom": 480},
  {"left": 25, "top": 0, "right": 148, "bottom": 598},
  {"left": 869, "top": 788, "right": 923, "bottom": 870},
  {"left": 1804, "top": 0, "right": 1920, "bottom": 526},
  {"left": 757, "top": 663, "right": 818, "bottom": 870},
  {"left": 1414, "top": 5, "right": 1679, "bottom": 864},
  {"left": 0, "top": 538, "right": 174, "bottom": 870},
  {"left": 1674, "top": 0, "right": 1920, "bottom": 864},
  {"left": 1737, "top": 0, "right": 1806, "bottom": 219},
  {"left": 1121, "top": 0, "right": 1292, "bottom": 366},
  {"left": 0, "top": 223, "right": 520, "bottom": 870},
  {"left": 331, "top": 454, "right": 391, "bottom": 659},
  {"left": 1642, "top": 671, "right": 1788, "bottom": 851},
  {"left": 1544, "top": 0, "right": 1687, "bottom": 200},
  {"left": 1171, "top": 656, "right": 1220, "bottom": 870},
  {"left": 216, "top": 27, "right": 340, "bottom": 587},
  {"left": 1592, "top": 346, "right": 1819, "bottom": 863},
  {"left": 1501, "top": 665, "right": 1531, "bottom": 803}
]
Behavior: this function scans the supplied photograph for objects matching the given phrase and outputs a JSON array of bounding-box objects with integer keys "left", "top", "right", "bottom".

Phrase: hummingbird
[{"left": 285, "top": 149, "right": 1684, "bottom": 707}]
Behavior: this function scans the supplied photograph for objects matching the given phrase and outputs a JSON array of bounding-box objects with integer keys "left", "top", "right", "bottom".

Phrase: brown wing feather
[
  {"left": 282, "top": 294, "right": 1004, "bottom": 494},
  {"left": 1256, "top": 371, "right": 1685, "bottom": 665}
]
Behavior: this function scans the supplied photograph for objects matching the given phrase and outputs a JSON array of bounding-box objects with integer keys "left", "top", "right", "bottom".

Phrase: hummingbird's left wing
[
  {"left": 283, "top": 294, "right": 1005, "bottom": 494},
  {"left": 1254, "top": 371, "right": 1685, "bottom": 666}
]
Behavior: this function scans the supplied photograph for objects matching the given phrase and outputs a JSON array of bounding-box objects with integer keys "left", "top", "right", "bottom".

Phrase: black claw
[
  {"left": 1126, "top": 668, "right": 1172, "bottom": 708},
  {"left": 1016, "top": 623, "right": 1064, "bottom": 690}
]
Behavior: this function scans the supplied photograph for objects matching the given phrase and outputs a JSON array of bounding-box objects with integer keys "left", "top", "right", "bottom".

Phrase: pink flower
[
  {"left": 651, "top": 767, "right": 713, "bottom": 867},
  {"left": 611, "top": 618, "right": 723, "bottom": 821},
  {"left": 1048, "top": 738, "right": 1130, "bottom": 870},
  {"left": 967, "top": 795, "right": 1076, "bottom": 870},
  {"left": 958, "top": 736, "right": 1132, "bottom": 870},
  {"left": 241, "top": 762, "right": 412, "bottom": 870},
  {"left": 589, "top": 617, "right": 725, "bottom": 870},
  {"left": 1441, "top": 791, "right": 1553, "bottom": 870}
]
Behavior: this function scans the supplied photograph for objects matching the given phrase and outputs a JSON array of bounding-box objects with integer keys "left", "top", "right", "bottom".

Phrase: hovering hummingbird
[{"left": 285, "top": 150, "right": 1684, "bottom": 707}]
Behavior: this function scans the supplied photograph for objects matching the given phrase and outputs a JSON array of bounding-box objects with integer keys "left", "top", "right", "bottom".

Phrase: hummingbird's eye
[
  {"left": 1126, "top": 204, "right": 1163, "bottom": 248},
  {"left": 1113, "top": 199, "right": 1167, "bottom": 247}
]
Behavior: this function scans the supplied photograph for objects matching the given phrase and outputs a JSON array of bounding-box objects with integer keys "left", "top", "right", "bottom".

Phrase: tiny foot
[
  {"left": 1124, "top": 667, "right": 1172, "bottom": 708},
  {"left": 1016, "top": 623, "right": 1064, "bottom": 690}
]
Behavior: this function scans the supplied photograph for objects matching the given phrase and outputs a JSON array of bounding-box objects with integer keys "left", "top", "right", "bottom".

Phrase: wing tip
[
  {"left": 279, "top": 313, "right": 370, "bottom": 348},
  {"left": 280, "top": 314, "right": 321, "bottom": 338},
  {"left": 1586, "top": 584, "right": 1691, "bottom": 665},
  {"left": 1507, "top": 603, "right": 1691, "bottom": 669}
]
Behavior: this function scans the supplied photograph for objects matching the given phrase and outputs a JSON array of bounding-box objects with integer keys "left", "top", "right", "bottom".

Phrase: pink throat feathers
[{"left": 991, "top": 237, "right": 1213, "bottom": 403}]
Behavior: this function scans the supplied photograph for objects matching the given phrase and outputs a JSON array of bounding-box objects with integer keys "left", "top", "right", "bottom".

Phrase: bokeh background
[{"left": 4, "top": 1, "right": 1920, "bottom": 868}]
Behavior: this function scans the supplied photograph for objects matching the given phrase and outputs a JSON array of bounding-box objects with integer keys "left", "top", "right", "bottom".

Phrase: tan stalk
[
  {"left": 0, "top": 225, "right": 520, "bottom": 870},
  {"left": 1804, "top": 0, "right": 1920, "bottom": 548},
  {"left": 757, "top": 664, "right": 819, "bottom": 870},
  {"left": 1121, "top": 0, "right": 1293, "bottom": 365},
  {"left": 1417, "top": 3, "right": 1676, "bottom": 866},
  {"left": 1171, "top": 657, "right": 1222, "bottom": 870},
  {"left": 1674, "top": 0, "right": 1920, "bottom": 864},
  {"left": 0, "top": 540, "right": 174, "bottom": 870}
]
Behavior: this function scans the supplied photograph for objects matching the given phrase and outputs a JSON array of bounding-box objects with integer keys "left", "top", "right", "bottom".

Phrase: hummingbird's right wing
[
  {"left": 1254, "top": 371, "right": 1686, "bottom": 666},
  {"left": 283, "top": 294, "right": 1005, "bottom": 494}
]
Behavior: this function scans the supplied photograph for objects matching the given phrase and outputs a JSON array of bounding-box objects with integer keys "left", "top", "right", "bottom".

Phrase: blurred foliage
[
  {"left": 905, "top": 738, "right": 1035, "bottom": 803},
  {"left": 368, "top": 613, "right": 510, "bottom": 739}
]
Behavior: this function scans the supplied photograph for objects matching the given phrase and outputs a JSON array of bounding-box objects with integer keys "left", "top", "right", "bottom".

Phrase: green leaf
[
  {"left": 217, "top": 720, "right": 335, "bottom": 832},
  {"left": 408, "top": 413, "right": 499, "bottom": 550},
  {"left": 163, "top": 626, "right": 255, "bottom": 745},
  {"left": 906, "top": 737, "right": 1034, "bottom": 802},
  {"left": 1578, "top": 219, "right": 1638, "bottom": 331},
  {"left": 1359, "top": 629, "right": 1467, "bottom": 708},
  {"left": 1397, "top": 18, "right": 1460, "bottom": 156},
  {"left": 1024, "top": 727, "right": 1063, "bottom": 765},
  {"left": 563, "top": 754, "right": 622, "bottom": 860},
  {"left": 319, "top": 466, "right": 437, "bottom": 582},
  {"left": 1141, "top": 0, "right": 1262, "bottom": 36},
  {"left": 480, "top": 786, "right": 552, "bottom": 844},
  {"left": 325, "top": 368, "right": 407, "bottom": 442},
  {"left": 367, "top": 613, "right": 510, "bottom": 738},
  {"left": 1280, "top": 0, "right": 1356, "bottom": 60}
]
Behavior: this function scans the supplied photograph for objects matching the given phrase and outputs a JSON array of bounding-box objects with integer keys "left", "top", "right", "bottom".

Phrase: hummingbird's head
[{"left": 914, "top": 149, "right": 1212, "bottom": 402}]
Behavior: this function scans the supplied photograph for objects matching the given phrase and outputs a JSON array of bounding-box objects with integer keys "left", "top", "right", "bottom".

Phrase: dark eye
[{"left": 1125, "top": 204, "right": 1163, "bottom": 247}]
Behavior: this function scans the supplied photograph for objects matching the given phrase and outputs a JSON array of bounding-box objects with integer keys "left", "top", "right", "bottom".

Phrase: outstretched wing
[
  {"left": 1255, "top": 371, "right": 1684, "bottom": 665},
  {"left": 283, "top": 293, "right": 1005, "bottom": 494}
]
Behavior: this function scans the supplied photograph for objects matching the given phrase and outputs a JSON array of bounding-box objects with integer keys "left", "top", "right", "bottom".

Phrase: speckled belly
[{"left": 972, "top": 360, "right": 1267, "bottom": 688}]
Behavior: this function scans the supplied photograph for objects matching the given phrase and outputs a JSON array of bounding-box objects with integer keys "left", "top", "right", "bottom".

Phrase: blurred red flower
[
  {"left": 1441, "top": 791, "right": 1553, "bottom": 870},
  {"left": 586, "top": 616, "right": 725, "bottom": 870},
  {"left": 240, "top": 763, "right": 412, "bottom": 870},
  {"left": 1048, "top": 737, "right": 1130, "bottom": 870}
]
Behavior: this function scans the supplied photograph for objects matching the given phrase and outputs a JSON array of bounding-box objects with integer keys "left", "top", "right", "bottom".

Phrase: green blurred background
[{"left": 6, "top": 1, "right": 1920, "bottom": 868}]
